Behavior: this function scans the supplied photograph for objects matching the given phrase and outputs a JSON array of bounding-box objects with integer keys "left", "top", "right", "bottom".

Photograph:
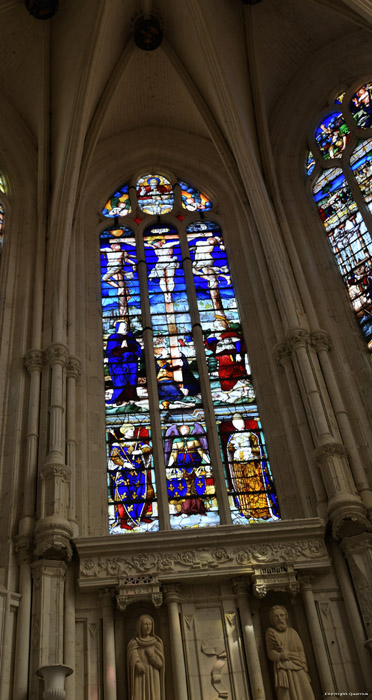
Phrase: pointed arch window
[
  {"left": 99, "top": 173, "right": 280, "bottom": 534},
  {"left": 306, "top": 80, "right": 372, "bottom": 351}
]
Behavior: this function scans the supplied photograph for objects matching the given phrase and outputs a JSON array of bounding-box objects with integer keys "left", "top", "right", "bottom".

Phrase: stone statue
[
  {"left": 127, "top": 614, "right": 165, "bottom": 700},
  {"left": 266, "top": 605, "right": 315, "bottom": 700}
]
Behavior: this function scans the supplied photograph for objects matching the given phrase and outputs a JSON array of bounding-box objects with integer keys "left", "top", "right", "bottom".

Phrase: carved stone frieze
[{"left": 77, "top": 529, "right": 329, "bottom": 591}]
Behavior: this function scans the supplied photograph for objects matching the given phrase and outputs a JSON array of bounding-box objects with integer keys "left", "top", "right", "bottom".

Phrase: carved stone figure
[
  {"left": 127, "top": 614, "right": 165, "bottom": 700},
  {"left": 266, "top": 605, "right": 315, "bottom": 700}
]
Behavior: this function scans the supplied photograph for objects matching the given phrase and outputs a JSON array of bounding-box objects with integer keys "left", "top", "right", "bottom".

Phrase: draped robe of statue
[
  {"left": 127, "top": 615, "right": 165, "bottom": 700},
  {"left": 266, "top": 624, "right": 315, "bottom": 700}
]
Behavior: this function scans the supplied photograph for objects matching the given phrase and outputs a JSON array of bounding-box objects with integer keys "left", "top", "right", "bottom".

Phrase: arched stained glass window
[
  {"left": 306, "top": 80, "right": 372, "bottom": 351},
  {"left": 100, "top": 173, "right": 280, "bottom": 534}
]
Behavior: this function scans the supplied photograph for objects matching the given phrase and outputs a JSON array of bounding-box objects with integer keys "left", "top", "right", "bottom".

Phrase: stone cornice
[{"left": 76, "top": 519, "right": 329, "bottom": 592}]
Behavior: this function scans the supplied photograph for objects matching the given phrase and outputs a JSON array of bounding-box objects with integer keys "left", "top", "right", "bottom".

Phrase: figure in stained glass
[
  {"left": 102, "top": 184, "right": 131, "bottom": 217},
  {"left": 179, "top": 180, "right": 213, "bottom": 211},
  {"left": 154, "top": 341, "right": 200, "bottom": 410},
  {"left": 220, "top": 414, "right": 278, "bottom": 521},
  {"left": 165, "top": 424, "right": 212, "bottom": 517},
  {"left": 189, "top": 234, "right": 231, "bottom": 328},
  {"left": 315, "top": 112, "right": 350, "bottom": 159},
  {"left": 108, "top": 423, "right": 153, "bottom": 530},
  {"left": 146, "top": 236, "right": 179, "bottom": 304},
  {"left": 137, "top": 174, "right": 173, "bottom": 215},
  {"left": 106, "top": 321, "right": 143, "bottom": 405},
  {"left": 101, "top": 241, "right": 137, "bottom": 317},
  {"left": 205, "top": 328, "right": 254, "bottom": 400},
  {"left": 305, "top": 151, "right": 315, "bottom": 177},
  {"left": 350, "top": 83, "right": 372, "bottom": 129}
]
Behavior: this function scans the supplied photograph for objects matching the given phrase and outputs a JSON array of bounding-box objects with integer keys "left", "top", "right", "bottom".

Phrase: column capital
[
  {"left": 273, "top": 342, "right": 291, "bottom": 367},
  {"left": 14, "top": 534, "right": 33, "bottom": 565},
  {"left": 45, "top": 343, "right": 69, "bottom": 367},
  {"left": 231, "top": 576, "right": 250, "bottom": 596},
  {"left": 66, "top": 356, "right": 81, "bottom": 378},
  {"left": 163, "top": 583, "right": 181, "bottom": 603},
  {"left": 24, "top": 349, "right": 44, "bottom": 373},
  {"left": 286, "top": 327, "right": 310, "bottom": 349},
  {"left": 34, "top": 517, "right": 73, "bottom": 562},
  {"left": 31, "top": 558, "right": 68, "bottom": 581},
  {"left": 310, "top": 329, "right": 332, "bottom": 353},
  {"left": 299, "top": 575, "right": 315, "bottom": 591}
]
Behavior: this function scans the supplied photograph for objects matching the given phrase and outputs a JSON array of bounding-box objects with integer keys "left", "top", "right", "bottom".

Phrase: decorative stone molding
[
  {"left": 116, "top": 574, "right": 163, "bottom": 610},
  {"left": 45, "top": 343, "right": 69, "bottom": 367},
  {"left": 34, "top": 517, "right": 73, "bottom": 561},
  {"left": 286, "top": 327, "right": 310, "bottom": 350},
  {"left": 24, "top": 349, "right": 44, "bottom": 373},
  {"left": 65, "top": 356, "right": 81, "bottom": 379},
  {"left": 76, "top": 520, "right": 329, "bottom": 591},
  {"left": 310, "top": 329, "right": 332, "bottom": 353},
  {"left": 273, "top": 342, "right": 291, "bottom": 367},
  {"left": 252, "top": 564, "right": 299, "bottom": 598}
]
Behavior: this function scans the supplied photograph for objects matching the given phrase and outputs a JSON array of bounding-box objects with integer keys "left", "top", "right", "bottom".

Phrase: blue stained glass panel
[
  {"left": 306, "top": 151, "right": 316, "bottom": 177},
  {"left": 144, "top": 225, "right": 220, "bottom": 530},
  {"left": 187, "top": 220, "right": 280, "bottom": 523},
  {"left": 100, "top": 227, "right": 158, "bottom": 533}
]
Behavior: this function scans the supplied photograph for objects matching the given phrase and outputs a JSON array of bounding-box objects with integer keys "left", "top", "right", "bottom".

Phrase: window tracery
[
  {"left": 306, "top": 80, "right": 372, "bottom": 351},
  {"left": 100, "top": 173, "right": 280, "bottom": 534}
]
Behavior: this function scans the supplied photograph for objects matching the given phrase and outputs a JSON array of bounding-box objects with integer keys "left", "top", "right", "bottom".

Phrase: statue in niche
[
  {"left": 266, "top": 605, "right": 315, "bottom": 700},
  {"left": 128, "top": 614, "right": 165, "bottom": 700}
]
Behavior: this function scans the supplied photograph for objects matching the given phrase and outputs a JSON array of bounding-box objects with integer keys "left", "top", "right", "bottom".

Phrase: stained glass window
[
  {"left": 335, "top": 91, "right": 345, "bottom": 105},
  {"left": 306, "top": 151, "right": 315, "bottom": 177},
  {"left": 0, "top": 173, "right": 5, "bottom": 194},
  {"left": 179, "top": 180, "right": 213, "bottom": 211},
  {"left": 100, "top": 174, "right": 280, "bottom": 533},
  {"left": 307, "top": 81, "right": 372, "bottom": 351},
  {"left": 102, "top": 184, "right": 131, "bottom": 218}
]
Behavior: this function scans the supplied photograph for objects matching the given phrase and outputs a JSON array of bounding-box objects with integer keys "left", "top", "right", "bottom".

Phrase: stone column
[
  {"left": 232, "top": 577, "right": 266, "bottom": 700},
  {"left": 163, "top": 585, "right": 188, "bottom": 700},
  {"left": 66, "top": 356, "right": 81, "bottom": 530},
  {"left": 342, "top": 533, "right": 372, "bottom": 647},
  {"left": 13, "top": 536, "right": 33, "bottom": 700},
  {"left": 300, "top": 577, "right": 337, "bottom": 699},
  {"left": 287, "top": 329, "right": 369, "bottom": 540},
  {"left": 64, "top": 564, "right": 76, "bottom": 700},
  {"left": 100, "top": 590, "right": 117, "bottom": 700},
  {"left": 29, "top": 560, "right": 68, "bottom": 700}
]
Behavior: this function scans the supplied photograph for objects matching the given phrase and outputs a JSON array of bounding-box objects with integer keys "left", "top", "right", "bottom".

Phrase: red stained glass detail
[{"left": 134, "top": 217, "right": 143, "bottom": 224}]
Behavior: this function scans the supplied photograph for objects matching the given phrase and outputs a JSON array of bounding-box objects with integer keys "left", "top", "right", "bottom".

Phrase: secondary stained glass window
[
  {"left": 179, "top": 180, "right": 213, "bottom": 211},
  {"left": 315, "top": 112, "right": 350, "bottom": 160},
  {"left": 100, "top": 174, "right": 280, "bottom": 533},
  {"left": 102, "top": 184, "right": 131, "bottom": 218},
  {"left": 307, "top": 81, "right": 372, "bottom": 351},
  {"left": 0, "top": 173, "right": 5, "bottom": 194},
  {"left": 0, "top": 204, "right": 4, "bottom": 252}
]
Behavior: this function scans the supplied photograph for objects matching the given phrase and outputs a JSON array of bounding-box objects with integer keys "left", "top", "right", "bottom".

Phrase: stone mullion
[
  {"left": 136, "top": 232, "right": 170, "bottom": 531},
  {"left": 311, "top": 330, "right": 372, "bottom": 515},
  {"left": 274, "top": 343, "right": 328, "bottom": 519},
  {"left": 286, "top": 329, "right": 368, "bottom": 539},
  {"left": 179, "top": 229, "right": 231, "bottom": 526}
]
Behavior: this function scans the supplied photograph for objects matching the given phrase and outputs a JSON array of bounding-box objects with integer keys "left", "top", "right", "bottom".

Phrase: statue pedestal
[{"left": 36, "top": 664, "right": 73, "bottom": 700}]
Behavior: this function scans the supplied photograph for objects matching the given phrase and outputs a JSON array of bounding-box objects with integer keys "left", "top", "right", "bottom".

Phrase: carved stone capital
[
  {"left": 310, "top": 329, "right": 332, "bottom": 353},
  {"left": 273, "top": 342, "right": 291, "bottom": 367},
  {"left": 31, "top": 559, "right": 68, "bottom": 582},
  {"left": 314, "top": 442, "right": 347, "bottom": 463},
  {"left": 39, "top": 463, "right": 72, "bottom": 483},
  {"left": 163, "top": 583, "right": 181, "bottom": 604},
  {"left": 328, "top": 496, "right": 369, "bottom": 540},
  {"left": 231, "top": 576, "right": 250, "bottom": 596},
  {"left": 15, "top": 535, "right": 33, "bottom": 565},
  {"left": 34, "top": 517, "right": 73, "bottom": 562},
  {"left": 66, "top": 356, "right": 81, "bottom": 378},
  {"left": 286, "top": 327, "right": 310, "bottom": 350},
  {"left": 299, "top": 575, "right": 315, "bottom": 590},
  {"left": 45, "top": 343, "right": 69, "bottom": 368},
  {"left": 24, "top": 349, "right": 43, "bottom": 373},
  {"left": 116, "top": 575, "right": 162, "bottom": 611}
]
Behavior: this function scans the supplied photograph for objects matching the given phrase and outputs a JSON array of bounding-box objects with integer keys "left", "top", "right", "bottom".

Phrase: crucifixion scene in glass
[{"left": 100, "top": 174, "right": 280, "bottom": 534}]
